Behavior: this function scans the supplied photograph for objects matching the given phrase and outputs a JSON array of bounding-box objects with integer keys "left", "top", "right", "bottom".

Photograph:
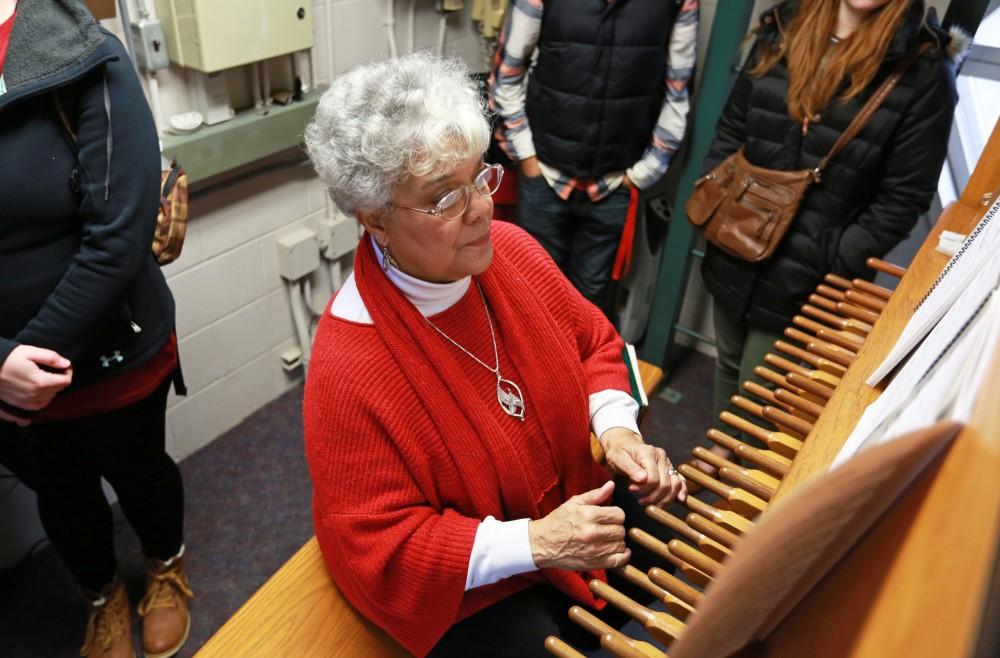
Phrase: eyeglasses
[{"left": 393, "top": 163, "right": 504, "bottom": 221}]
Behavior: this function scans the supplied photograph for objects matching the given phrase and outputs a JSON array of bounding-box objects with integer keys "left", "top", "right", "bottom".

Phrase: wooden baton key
[
  {"left": 852, "top": 278, "right": 892, "bottom": 300},
  {"left": 752, "top": 365, "right": 808, "bottom": 397},
  {"left": 678, "top": 464, "right": 768, "bottom": 520},
  {"left": 866, "top": 257, "right": 906, "bottom": 278},
  {"left": 786, "top": 371, "right": 834, "bottom": 401},
  {"left": 741, "top": 380, "right": 784, "bottom": 410},
  {"left": 589, "top": 579, "right": 687, "bottom": 647},
  {"left": 601, "top": 632, "right": 658, "bottom": 658},
  {"left": 706, "top": 428, "right": 791, "bottom": 477},
  {"left": 614, "top": 563, "right": 695, "bottom": 620},
  {"left": 824, "top": 273, "right": 853, "bottom": 290},
  {"left": 567, "top": 607, "right": 665, "bottom": 658},
  {"left": 628, "top": 527, "right": 712, "bottom": 588},
  {"left": 802, "top": 304, "right": 872, "bottom": 337},
  {"left": 693, "top": 446, "right": 778, "bottom": 500},
  {"left": 844, "top": 288, "right": 887, "bottom": 311},
  {"left": 686, "top": 512, "right": 742, "bottom": 549},
  {"left": 807, "top": 293, "right": 840, "bottom": 314},
  {"left": 836, "top": 301, "right": 880, "bottom": 325},
  {"left": 544, "top": 636, "right": 589, "bottom": 658},
  {"left": 727, "top": 398, "right": 808, "bottom": 443},
  {"left": 774, "top": 340, "right": 847, "bottom": 377},
  {"left": 647, "top": 567, "right": 703, "bottom": 607},
  {"left": 774, "top": 388, "right": 825, "bottom": 420},
  {"left": 762, "top": 404, "right": 814, "bottom": 439},
  {"left": 720, "top": 409, "right": 804, "bottom": 456},
  {"left": 668, "top": 539, "right": 723, "bottom": 578},
  {"left": 645, "top": 506, "right": 730, "bottom": 562}
]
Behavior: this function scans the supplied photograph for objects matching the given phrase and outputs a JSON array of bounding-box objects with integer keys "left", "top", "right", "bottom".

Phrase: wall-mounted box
[{"left": 153, "top": 0, "right": 314, "bottom": 72}]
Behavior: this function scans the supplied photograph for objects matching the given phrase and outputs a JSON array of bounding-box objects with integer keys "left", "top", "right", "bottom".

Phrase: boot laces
[
  {"left": 138, "top": 567, "right": 193, "bottom": 616},
  {"left": 80, "top": 592, "right": 127, "bottom": 655}
]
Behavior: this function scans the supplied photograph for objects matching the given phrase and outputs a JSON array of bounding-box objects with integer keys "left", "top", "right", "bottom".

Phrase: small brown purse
[
  {"left": 152, "top": 161, "right": 189, "bottom": 266},
  {"left": 686, "top": 44, "right": 929, "bottom": 263}
]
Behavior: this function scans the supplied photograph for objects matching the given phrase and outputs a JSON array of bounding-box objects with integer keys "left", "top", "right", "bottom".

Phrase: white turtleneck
[{"left": 330, "top": 236, "right": 640, "bottom": 590}]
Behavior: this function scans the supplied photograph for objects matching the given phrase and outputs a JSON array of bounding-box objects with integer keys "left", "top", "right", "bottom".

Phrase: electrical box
[
  {"left": 153, "top": 0, "right": 314, "bottom": 73},
  {"left": 130, "top": 18, "right": 171, "bottom": 71},
  {"left": 317, "top": 212, "right": 359, "bottom": 261},
  {"left": 277, "top": 228, "right": 320, "bottom": 281}
]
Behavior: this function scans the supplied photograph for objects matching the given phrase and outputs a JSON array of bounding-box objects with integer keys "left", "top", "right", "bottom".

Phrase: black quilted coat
[{"left": 701, "top": 0, "right": 960, "bottom": 332}]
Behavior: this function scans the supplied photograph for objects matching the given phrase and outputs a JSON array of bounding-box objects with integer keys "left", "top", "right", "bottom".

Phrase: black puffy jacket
[
  {"left": 0, "top": 0, "right": 175, "bottom": 391},
  {"left": 701, "top": 0, "right": 960, "bottom": 332}
]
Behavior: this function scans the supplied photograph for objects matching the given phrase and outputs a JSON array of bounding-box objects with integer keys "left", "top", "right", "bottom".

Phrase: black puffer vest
[
  {"left": 701, "top": 0, "right": 960, "bottom": 333},
  {"left": 526, "top": 0, "right": 678, "bottom": 177}
]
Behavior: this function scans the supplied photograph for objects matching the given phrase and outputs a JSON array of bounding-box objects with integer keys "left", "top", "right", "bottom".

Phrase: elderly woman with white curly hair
[{"left": 302, "top": 52, "right": 687, "bottom": 657}]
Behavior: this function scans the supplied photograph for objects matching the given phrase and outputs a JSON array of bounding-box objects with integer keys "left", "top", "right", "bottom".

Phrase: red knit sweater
[{"left": 303, "top": 221, "right": 629, "bottom": 656}]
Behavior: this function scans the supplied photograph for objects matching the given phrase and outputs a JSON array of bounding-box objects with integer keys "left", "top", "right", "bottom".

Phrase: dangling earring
[{"left": 381, "top": 241, "right": 399, "bottom": 271}]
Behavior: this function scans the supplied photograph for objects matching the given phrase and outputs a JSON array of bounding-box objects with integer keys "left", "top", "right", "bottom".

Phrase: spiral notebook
[
  {"left": 833, "top": 269, "right": 1000, "bottom": 468},
  {"left": 866, "top": 192, "right": 1000, "bottom": 386}
]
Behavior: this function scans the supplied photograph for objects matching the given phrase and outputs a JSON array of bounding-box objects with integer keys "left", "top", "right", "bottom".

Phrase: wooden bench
[{"left": 196, "top": 361, "right": 664, "bottom": 657}]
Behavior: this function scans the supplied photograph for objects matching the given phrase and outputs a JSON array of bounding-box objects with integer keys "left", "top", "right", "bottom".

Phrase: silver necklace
[{"left": 424, "top": 280, "right": 526, "bottom": 421}]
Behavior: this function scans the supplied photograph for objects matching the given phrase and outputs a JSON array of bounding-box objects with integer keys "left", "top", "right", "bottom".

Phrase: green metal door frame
[{"left": 640, "top": 1, "right": 756, "bottom": 369}]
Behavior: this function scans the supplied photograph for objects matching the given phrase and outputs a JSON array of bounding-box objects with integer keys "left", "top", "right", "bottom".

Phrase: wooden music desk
[
  {"left": 766, "top": 122, "right": 1000, "bottom": 657},
  {"left": 195, "top": 363, "right": 665, "bottom": 657}
]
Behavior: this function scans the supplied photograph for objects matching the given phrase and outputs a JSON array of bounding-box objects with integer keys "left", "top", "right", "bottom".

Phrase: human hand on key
[{"left": 599, "top": 428, "right": 687, "bottom": 506}]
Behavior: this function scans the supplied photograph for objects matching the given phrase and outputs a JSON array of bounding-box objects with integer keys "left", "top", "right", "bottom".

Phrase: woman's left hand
[{"left": 599, "top": 428, "right": 686, "bottom": 506}]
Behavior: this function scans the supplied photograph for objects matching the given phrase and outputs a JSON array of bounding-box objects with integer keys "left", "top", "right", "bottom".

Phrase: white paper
[
  {"left": 866, "top": 195, "right": 1000, "bottom": 386},
  {"left": 832, "top": 273, "right": 1000, "bottom": 469}
]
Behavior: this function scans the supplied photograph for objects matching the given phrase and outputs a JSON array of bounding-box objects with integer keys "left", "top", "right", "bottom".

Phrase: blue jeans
[{"left": 516, "top": 174, "right": 631, "bottom": 306}]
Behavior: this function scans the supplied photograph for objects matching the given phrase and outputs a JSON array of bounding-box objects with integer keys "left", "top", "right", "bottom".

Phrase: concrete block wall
[{"left": 159, "top": 165, "right": 329, "bottom": 461}]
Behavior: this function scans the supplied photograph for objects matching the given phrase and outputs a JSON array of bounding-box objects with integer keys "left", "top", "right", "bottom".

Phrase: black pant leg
[
  {"left": 428, "top": 584, "right": 600, "bottom": 658},
  {"left": 26, "top": 376, "right": 183, "bottom": 589},
  {"left": 94, "top": 377, "right": 184, "bottom": 561},
  {"left": 29, "top": 423, "right": 117, "bottom": 592}
]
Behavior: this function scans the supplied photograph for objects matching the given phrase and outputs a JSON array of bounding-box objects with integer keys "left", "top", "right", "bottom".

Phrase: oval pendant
[{"left": 496, "top": 377, "right": 525, "bottom": 421}]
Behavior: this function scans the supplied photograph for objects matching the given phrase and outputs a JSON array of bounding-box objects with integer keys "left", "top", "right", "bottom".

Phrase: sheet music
[
  {"left": 876, "top": 294, "right": 994, "bottom": 441},
  {"left": 866, "top": 194, "right": 1000, "bottom": 386},
  {"left": 950, "top": 288, "right": 1000, "bottom": 423},
  {"left": 832, "top": 267, "right": 1000, "bottom": 468}
]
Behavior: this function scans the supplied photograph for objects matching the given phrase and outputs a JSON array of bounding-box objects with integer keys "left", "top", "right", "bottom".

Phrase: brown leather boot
[
  {"left": 138, "top": 551, "right": 193, "bottom": 658},
  {"left": 80, "top": 580, "right": 135, "bottom": 658}
]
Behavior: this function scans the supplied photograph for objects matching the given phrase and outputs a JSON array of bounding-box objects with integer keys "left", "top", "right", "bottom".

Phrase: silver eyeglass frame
[{"left": 393, "top": 163, "right": 505, "bottom": 221}]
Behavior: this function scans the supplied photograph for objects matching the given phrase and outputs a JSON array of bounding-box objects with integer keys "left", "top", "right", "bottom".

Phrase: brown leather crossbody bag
[{"left": 686, "top": 44, "right": 929, "bottom": 263}]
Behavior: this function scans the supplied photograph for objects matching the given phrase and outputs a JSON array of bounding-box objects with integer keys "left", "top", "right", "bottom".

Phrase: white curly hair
[{"left": 304, "top": 52, "right": 491, "bottom": 216}]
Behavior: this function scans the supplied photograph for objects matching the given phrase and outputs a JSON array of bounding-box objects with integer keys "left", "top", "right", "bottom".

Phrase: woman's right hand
[
  {"left": 0, "top": 345, "right": 73, "bottom": 412},
  {"left": 528, "top": 480, "right": 630, "bottom": 571}
]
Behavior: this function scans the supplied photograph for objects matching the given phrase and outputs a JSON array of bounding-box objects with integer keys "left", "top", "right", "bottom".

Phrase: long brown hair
[{"left": 748, "top": 0, "right": 912, "bottom": 123}]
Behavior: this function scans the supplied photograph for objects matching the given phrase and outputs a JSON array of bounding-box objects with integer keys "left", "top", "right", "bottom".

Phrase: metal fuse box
[{"left": 153, "top": 0, "right": 314, "bottom": 72}]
